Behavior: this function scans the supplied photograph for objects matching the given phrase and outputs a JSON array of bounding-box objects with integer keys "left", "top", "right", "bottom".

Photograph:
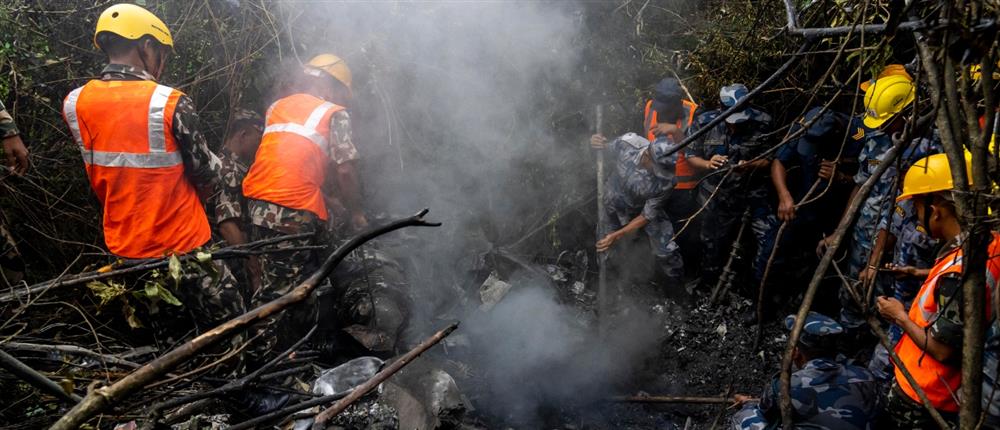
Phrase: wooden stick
[
  {"left": 595, "top": 104, "right": 608, "bottom": 334},
  {"left": 0, "top": 348, "right": 82, "bottom": 404},
  {"left": 2, "top": 342, "right": 141, "bottom": 369},
  {"left": 609, "top": 395, "right": 748, "bottom": 405},
  {"left": 312, "top": 322, "right": 458, "bottom": 425},
  {"left": 50, "top": 210, "right": 440, "bottom": 430}
]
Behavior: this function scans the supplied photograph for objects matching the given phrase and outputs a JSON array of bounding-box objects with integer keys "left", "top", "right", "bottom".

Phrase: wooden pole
[
  {"left": 595, "top": 104, "right": 608, "bottom": 334},
  {"left": 0, "top": 348, "right": 82, "bottom": 405}
]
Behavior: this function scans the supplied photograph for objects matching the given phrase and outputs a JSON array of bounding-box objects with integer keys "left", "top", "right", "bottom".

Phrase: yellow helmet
[
  {"left": 305, "top": 54, "right": 352, "bottom": 89},
  {"left": 859, "top": 64, "right": 913, "bottom": 92},
  {"left": 896, "top": 153, "right": 973, "bottom": 202},
  {"left": 94, "top": 3, "right": 173, "bottom": 49},
  {"left": 862, "top": 75, "right": 916, "bottom": 129}
]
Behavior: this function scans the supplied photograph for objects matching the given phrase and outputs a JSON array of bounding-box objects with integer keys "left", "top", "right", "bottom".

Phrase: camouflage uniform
[
  {"left": 599, "top": 133, "right": 682, "bottom": 285},
  {"left": 840, "top": 131, "right": 940, "bottom": 328},
  {"left": 0, "top": 100, "right": 17, "bottom": 139},
  {"left": 732, "top": 312, "right": 880, "bottom": 430},
  {"left": 246, "top": 104, "right": 358, "bottom": 359},
  {"left": 868, "top": 199, "right": 940, "bottom": 380},
  {"left": 0, "top": 100, "right": 24, "bottom": 286},
  {"left": 687, "top": 107, "right": 777, "bottom": 286},
  {"left": 92, "top": 65, "right": 246, "bottom": 357},
  {"left": 214, "top": 150, "right": 250, "bottom": 227}
]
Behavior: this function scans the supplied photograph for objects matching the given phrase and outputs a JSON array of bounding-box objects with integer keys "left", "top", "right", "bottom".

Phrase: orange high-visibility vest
[
  {"left": 242, "top": 93, "right": 345, "bottom": 221},
  {"left": 894, "top": 233, "right": 1000, "bottom": 411},
  {"left": 645, "top": 99, "right": 698, "bottom": 189},
  {"left": 62, "top": 80, "right": 211, "bottom": 259}
]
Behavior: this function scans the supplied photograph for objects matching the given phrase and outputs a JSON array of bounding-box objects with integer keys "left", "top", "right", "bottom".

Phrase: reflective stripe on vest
[
  {"left": 262, "top": 102, "right": 337, "bottom": 150},
  {"left": 63, "top": 84, "right": 182, "bottom": 168},
  {"left": 243, "top": 94, "right": 344, "bottom": 221}
]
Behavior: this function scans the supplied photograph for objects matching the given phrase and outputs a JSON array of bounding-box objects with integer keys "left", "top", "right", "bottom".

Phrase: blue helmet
[{"left": 720, "top": 83, "right": 751, "bottom": 124}]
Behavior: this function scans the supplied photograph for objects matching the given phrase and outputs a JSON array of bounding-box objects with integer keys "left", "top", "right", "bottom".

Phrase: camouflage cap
[
  {"left": 231, "top": 108, "right": 263, "bottom": 125},
  {"left": 719, "top": 84, "right": 751, "bottom": 124},
  {"left": 784, "top": 311, "right": 843, "bottom": 350}
]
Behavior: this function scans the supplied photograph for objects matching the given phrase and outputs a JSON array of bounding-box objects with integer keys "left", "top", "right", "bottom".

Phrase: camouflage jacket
[
  {"left": 0, "top": 99, "right": 19, "bottom": 139},
  {"left": 213, "top": 150, "right": 249, "bottom": 225},
  {"left": 603, "top": 133, "right": 673, "bottom": 225},
  {"left": 882, "top": 199, "right": 940, "bottom": 302},
  {"left": 96, "top": 64, "right": 223, "bottom": 189},
  {"left": 686, "top": 108, "right": 772, "bottom": 194},
  {"left": 736, "top": 358, "right": 879, "bottom": 430}
]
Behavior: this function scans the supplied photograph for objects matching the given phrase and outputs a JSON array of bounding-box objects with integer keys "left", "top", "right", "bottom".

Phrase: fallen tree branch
[
  {"left": 609, "top": 395, "right": 749, "bottom": 405},
  {"left": 0, "top": 232, "right": 317, "bottom": 303},
  {"left": 0, "top": 348, "right": 83, "bottom": 405},
  {"left": 311, "top": 322, "right": 459, "bottom": 426},
  {"left": 50, "top": 209, "right": 441, "bottom": 430},
  {"left": 781, "top": 0, "right": 926, "bottom": 37},
  {"left": 1, "top": 341, "right": 141, "bottom": 369}
]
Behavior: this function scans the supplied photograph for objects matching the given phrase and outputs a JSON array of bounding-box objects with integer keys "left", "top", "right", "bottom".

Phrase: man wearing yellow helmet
[
  {"left": 241, "top": 53, "right": 366, "bottom": 354},
  {"left": 61, "top": 4, "right": 246, "bottom": 338},
  {"left": 874, "top": 153, "right": 1000, "bottom": 429},
  {"left": 817, "top": 75, "right": 918, "bottom": 334}
]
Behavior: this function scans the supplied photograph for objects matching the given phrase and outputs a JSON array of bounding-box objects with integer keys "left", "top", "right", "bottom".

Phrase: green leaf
[
  {"left": 144, "top": 282, "right": 159, "bottom": 298},
  {"left": 86, "top": 281, "right": 126, "bottom": 307},
  {"left": 196, "top": 251, "right": 212, "bottom": 263},
  {"left": 168, "top": 255, "right": 182, "bottom": 283},
  {"left": 157, "top": 285, "right": 182, "bottom": 307}
]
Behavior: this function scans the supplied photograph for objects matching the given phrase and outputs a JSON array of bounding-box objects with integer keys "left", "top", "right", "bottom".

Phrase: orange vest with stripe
[
  {"left": 894, "top": 233, "right": 1000, "bottom": 411},
  {"left": 242, "top": 93, "right": 345, "bottom": 221},
  {"left": 645, "top": 99, "right": 698, "bottom": 189},
  {"left": 62, "top": 80, "right": 210, "bottom": 259}
]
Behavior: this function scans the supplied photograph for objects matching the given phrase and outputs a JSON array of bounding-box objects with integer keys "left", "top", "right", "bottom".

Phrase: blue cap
[
  {"left": 784, "top": 311, "right": 843, "bottom": 350},
  {"left": 652, "top": 78, "right": 684, "bottom": 120},
  {"left": 720, "top": 84, "right": 751, "bottom": 123}
]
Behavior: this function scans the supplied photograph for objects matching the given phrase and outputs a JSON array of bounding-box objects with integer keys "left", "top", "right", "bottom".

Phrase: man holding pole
[{"left": 590, "top": 131, "right": 685, "bottom": 299}]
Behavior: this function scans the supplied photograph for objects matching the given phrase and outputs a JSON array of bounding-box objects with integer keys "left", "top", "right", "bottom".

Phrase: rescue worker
[
  {"left": 643, "top": 78, "right": 701, "bottom": 270},
  {"left": 213, "top": 109, "right": 265, "bottom": 292},
  {"left": 242, "top": 53, "right": 365, "bottom": 289},
  {"left": 730, "top": 312, "right": 879, "bottom": 430},
  {"left": 863, "top": 134, "right": 942, "bottom": 380},
  {"left": 819, "top": 74, "right": 915, "bottom": 332},
  {"left": 0, "top": 99, "right": 30, "bottom": 286},
  {"left": 60, "top": 3, "right": 245, "bottom": 338},
  {"left": 768, "top": 106, "right": 861, "bottom": 312},
  {"left": 590, "top": 132, "right": 684, "bottom": 295},
  {"left": 241, "top": 54, "right": 365, "bottom": 361},
  {"left": 875, "top": 153, "right": 1000, "bottom": 428},
  {"left": 686, "top": 84, "right": 776, "bottom": 291}
]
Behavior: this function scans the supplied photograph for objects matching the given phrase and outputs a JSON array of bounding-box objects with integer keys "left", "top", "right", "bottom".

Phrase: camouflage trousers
[
  {"left": 134, "top": 257, "right": 248, "bottom": 374},
  {"left": 598, "top": 212, "right": 683, "bottom": 284},
  {"left": 884, "top": 383, "right": 956, "bottom": 430},
  {"left": 839, "top": 216, "right": 879, "bottom": 329},
  {"left": 247, "top": 220, "right": 325, "bottom": 365},
  {"left": 699, "top": 189, "right": 778, "bottom": 287}
]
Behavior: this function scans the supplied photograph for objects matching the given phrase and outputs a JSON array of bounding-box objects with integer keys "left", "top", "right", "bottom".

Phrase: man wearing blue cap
[
  {"left": 686, "top": 84, "right": 776, "bottom": 292},
  {"left": 731, "top": 312, "right": 880, "bottom": 430},
  {"left": 591, "top": 132, "right": 686, "bottom": 297}
]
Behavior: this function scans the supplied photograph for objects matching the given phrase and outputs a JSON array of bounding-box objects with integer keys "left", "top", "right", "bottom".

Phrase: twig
[
  {"left": 311, "top": 322, "right": 459, "bottom": 425},
  {"left": 0, "top": 348, "right": 82, "bottom": 404},
  {"left": 609, "top": 395, "right": 746, "bottom": 404},
  {"left": 50, "top": 210, "right": 441, "bottom": 430},
  {"left": 0, "top": 341, "right": 141, "bottom": 369}
]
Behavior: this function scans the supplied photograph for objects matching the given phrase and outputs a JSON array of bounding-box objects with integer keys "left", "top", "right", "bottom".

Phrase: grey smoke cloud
[{"left": 274, "top": 0, "right": 657, "bottom": 423}]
